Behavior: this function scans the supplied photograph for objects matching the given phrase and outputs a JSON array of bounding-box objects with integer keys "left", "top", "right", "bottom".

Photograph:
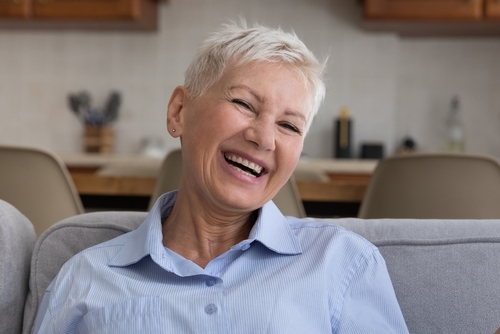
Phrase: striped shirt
[{"left": 34, "top": 191, "right": 409, "bottom": 333}]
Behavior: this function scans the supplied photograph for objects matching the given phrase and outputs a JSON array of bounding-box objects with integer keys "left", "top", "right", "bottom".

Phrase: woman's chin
[
  {"left": 211, "top": 189, "right": 269, "bottom": 214},
  {"left": 221, "top": 197, "right": 265, "bottom": 213}
]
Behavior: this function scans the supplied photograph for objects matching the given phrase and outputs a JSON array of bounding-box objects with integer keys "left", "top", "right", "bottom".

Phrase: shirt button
[
  {"left": 206, "top": 278, "right": 216, "bottom": 287},
  {"left": 241, "top": 243, "right": 251, "bottom": 251},
  {"left": 205, "top": 303, "right": 217, "bottom": 315}
]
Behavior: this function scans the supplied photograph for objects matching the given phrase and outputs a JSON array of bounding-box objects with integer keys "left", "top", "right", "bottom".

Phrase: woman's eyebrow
[{"left": 284, "top": 110, "right": 306, "bottom": 123}]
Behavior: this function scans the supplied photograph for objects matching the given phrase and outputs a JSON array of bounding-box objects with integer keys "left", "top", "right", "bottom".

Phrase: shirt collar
[
  {"left": 247, "top": 201, "right": 303, "bottom": 255},
  {"left": 108, "top": 192, "right": 177, "bottom": 268},
  {"left": 109, "top": 191, "right": 303, "bottom": 269}
]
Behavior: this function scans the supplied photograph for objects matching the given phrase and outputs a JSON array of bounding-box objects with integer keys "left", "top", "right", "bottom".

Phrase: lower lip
[{"left": 221, "top": 153, "right": 264, "bottom": 184}]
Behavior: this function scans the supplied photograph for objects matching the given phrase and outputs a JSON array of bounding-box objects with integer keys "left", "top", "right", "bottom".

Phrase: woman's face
[{"left": 171, "top": 61, "right": 312, "bottom": 214}]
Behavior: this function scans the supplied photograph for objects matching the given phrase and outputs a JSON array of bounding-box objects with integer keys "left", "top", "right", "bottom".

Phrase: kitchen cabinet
[
  {"left": 364, "top": 0, "right": 483, "bottom": 20},
  {"left": 0, "top": 0, "right": 30, "bottom": 18},
  {"left": 0, "top": 0, "right": 160, "bottom": 30},
  {"left": 485, "top": 0, "right": 500, "bottom": 18},
  {"left": 34, "top": 0, "right": 153, "bottom": 20},
  {"left": 363, "top": 0, "right": 500, "bottom": 36}
]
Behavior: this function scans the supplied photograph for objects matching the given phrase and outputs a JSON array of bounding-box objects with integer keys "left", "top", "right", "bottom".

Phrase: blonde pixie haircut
[{"left": 184, "top": 20, "right": 326, "bottom": 132}]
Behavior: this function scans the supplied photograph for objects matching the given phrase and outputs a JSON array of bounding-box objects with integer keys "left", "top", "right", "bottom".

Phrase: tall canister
[{"left": 334, "top": 107, "right": 352, "bottom": 158}]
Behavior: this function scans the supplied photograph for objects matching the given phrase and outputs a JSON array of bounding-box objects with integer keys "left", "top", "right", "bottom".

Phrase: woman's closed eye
[
  {"left": 232, "top": 98, "right": 302, "bottom": 135},
  {"left": 279, "top": 122, "right": 301, "bottom": 134},
  {"left": 232, "top": 99, "right": 252, "bottom": 110}
]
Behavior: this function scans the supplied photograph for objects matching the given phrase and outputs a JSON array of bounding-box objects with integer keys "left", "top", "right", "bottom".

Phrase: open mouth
[{"left": 224, "top": 153, "right": 265, "bottom": 178}]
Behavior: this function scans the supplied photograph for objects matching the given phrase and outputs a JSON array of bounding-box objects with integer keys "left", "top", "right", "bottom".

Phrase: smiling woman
[
  {"left": 167, "top": 61, "right": 309, "bottom": 220},
  {"left": 33, "top": 20, "right": 409, "bottom": 334}
]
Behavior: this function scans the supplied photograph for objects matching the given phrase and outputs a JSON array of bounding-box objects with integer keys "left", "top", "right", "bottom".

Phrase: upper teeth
[{"left": 225, "top": 154, "right": 263, "bottom": 175}]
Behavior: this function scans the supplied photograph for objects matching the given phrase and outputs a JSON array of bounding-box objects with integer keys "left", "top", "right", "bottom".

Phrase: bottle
[
  {"left": 446, "top": 96, "right": 465, "bottom": 153},
  {"left": 334, "top": 107, "right": 352, "bottom": 158}
]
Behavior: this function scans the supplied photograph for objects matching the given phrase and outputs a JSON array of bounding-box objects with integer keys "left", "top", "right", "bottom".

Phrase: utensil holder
[{"left": 84, "top": 126, "right": 114, "bottom": 153}]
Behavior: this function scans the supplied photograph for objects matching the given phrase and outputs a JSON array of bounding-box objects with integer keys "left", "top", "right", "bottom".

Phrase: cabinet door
[
  {"left": 0, "top": 0, "right": 30, "bottom": 17},
  {"left": 365, "top": 0, "right": 483, "bottom": 20},
  {"left": 33, "top": 0, "right": 140, "bottom": 19},
  {"left": 485, "top": 0, "right": 500, "bottom": 18}
]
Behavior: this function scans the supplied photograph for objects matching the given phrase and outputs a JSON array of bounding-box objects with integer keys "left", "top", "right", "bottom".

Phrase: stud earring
[{"left": 172, "top": 129, "right": 176, "bottom": 133}]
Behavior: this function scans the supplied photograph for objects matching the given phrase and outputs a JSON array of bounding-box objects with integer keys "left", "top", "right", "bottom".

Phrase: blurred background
[{"left": 1, "top": 0, "right": 499, "bottom": 159}]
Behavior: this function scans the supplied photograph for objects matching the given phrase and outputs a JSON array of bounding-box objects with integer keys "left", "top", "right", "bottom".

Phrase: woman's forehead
[{"left": 218, "top": 61, "right": 310, "bottom": 94}]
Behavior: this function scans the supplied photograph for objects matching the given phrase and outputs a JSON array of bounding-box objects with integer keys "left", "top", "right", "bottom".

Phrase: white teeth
[
  {"left": 225, "top": 153, "right": 264, "bottom": 176},
  {"left": 251, "top": 162, "right": 263, "bottom": 174},
  {"left": 229, "top": 164, "right": 256, "bottom": 178}
]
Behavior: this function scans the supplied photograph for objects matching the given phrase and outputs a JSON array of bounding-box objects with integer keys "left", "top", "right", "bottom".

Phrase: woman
[{"left": 34, "top": 21, "right": 409, "bottom": 333}]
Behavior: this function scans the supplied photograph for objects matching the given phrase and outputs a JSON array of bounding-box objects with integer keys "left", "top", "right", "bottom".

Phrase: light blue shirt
[{"left": 34, "top": 191, "right": 409, "bottom": 333}]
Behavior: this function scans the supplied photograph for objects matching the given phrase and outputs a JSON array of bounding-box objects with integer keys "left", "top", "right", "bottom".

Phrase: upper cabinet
[
  {"left": 0, "top": 0, "right": 160, "bottom": 30},
  {"left": 363, "top": 0, "right": 500, "bottom": 36},
  {"left": 364, "top": 0, "right": 483, "bottom": 20},
  {"left": 0, "top": 0, "right": 30, "bottom": 18},
  {"left": 485, "top": 0, "right": 500, "bottom": 18}
]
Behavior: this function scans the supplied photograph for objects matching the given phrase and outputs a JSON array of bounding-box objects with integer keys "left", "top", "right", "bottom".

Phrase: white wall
[
  {"left": 0, "top": 0, "right": 499, "bottom": 158},
  {"left": 396, "top": 39, "right": 500, "bottom": 156}
]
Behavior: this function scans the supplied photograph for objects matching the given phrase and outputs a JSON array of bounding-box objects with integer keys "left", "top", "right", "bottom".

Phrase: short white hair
[{"left": 184, "top": 20, "right": 327, "bottom": 132}]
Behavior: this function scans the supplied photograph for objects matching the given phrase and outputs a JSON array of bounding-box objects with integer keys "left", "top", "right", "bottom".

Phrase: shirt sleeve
[{"left": 335, "top": 249, "right": 409, "bottom": 333}]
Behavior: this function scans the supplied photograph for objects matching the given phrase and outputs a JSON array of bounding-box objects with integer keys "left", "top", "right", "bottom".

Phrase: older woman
[{"left": 34, "top": 21, "right": 408, "bottom": 333}]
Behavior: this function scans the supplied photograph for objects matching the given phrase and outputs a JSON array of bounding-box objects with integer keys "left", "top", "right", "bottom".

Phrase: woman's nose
[{"left": 244, "top": 119, "right": 276, "bottom": 151}]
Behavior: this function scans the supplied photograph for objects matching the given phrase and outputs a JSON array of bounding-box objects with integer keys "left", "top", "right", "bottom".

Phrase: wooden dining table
[{"left": 61, "top": 153, "right": 377, "bottom": 216}]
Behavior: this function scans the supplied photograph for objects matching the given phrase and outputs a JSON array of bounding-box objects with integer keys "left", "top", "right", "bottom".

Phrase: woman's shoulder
[
  {"left": 286, "top": 217, "right": 378, "bottom": 253},
  {"left": 286, "top": 216, "right": 362, "bottom": 234}
]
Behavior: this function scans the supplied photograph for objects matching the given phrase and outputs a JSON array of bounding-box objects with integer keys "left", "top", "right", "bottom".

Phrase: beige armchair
[
  {"left": 358, "top": 153, "right": 500, "bottom": 219},
  {"left": 0, "top": 145, "right": 84, "bottom": 235}
]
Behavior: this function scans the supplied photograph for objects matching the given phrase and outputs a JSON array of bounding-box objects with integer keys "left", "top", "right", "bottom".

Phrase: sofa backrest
[
  {"left": 0, "top": 200, "right": 36, "bottom": 334},
  {"left": 23, "top": 212, "right": 500, "bottom": 334},
  {"left": 23, "top": 211, "right": 147, "bottom": 334},
  {"left": 330, "top": 218, "right": 500, "bottom": 334}
]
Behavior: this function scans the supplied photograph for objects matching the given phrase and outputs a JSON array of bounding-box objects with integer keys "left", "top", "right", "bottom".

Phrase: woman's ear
[{"left": 166, "top": 86, "right": 188, "bottom": 137}]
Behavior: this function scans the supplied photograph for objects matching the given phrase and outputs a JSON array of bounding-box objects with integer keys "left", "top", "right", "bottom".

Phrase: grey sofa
[
  {"left": 0, "top": 200, "right": 36, "bottom": 334},
  {"left": 1, "top": 200, "right": 499, "bottom": 333}
]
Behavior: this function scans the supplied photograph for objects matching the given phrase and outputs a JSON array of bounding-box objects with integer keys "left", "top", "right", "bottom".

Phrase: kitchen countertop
[
  {"left": 296, "top": 157, "right": 378, "bottom": 176},
  {"left": 61, "top": 153, "right": 378, "bottom": 177},
  {"left": 60, "top": 153, "right": 378, "bottom": 203},
  {"left": 60, "top": 153, "right": 163, "bottom": 177}
]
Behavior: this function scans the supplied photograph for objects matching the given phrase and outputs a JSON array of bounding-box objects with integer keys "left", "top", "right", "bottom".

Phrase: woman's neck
[{"left": 161, "top": 191, "right": 257, "bottom": 268}]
